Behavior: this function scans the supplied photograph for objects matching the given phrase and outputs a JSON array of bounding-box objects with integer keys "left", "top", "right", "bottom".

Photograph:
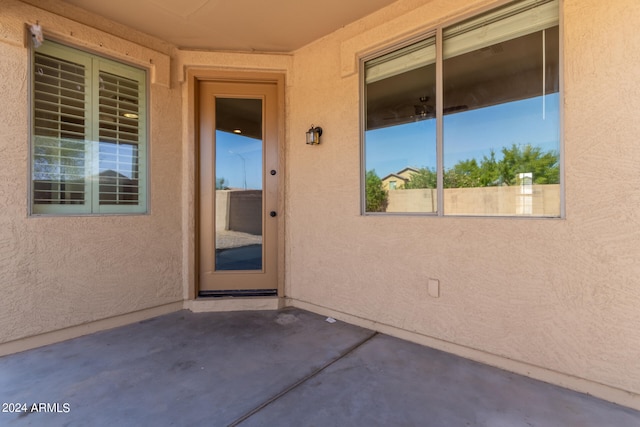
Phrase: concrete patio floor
[{"left": 1, "top": 308, "right": 639, "bottom": 427}]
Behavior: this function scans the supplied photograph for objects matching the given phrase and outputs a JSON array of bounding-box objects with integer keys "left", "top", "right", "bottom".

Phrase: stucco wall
[
  {"left": 0, "top": 0, "right": 183, "bottom": 344},
  {"left": 1, "top": 0, "right": 639, "bottom": 410},
  {"left": 286, "top": 0, "right": 640, "bottom": 406}
]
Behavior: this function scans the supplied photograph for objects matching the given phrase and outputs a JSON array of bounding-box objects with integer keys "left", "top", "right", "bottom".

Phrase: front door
[{"left": 198, "top": 81, "right": 278, "bottom": 296}]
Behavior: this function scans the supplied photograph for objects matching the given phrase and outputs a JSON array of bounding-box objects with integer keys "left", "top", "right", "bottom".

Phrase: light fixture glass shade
[{"left": 306, "top": 125, "right": 322, "bottom": 145}]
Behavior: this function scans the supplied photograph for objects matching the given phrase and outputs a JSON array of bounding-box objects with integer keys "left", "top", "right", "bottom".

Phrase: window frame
[
  {"left": 29, "top": 39, "right": 149, "bottom": 216},
  {"left": 359, "top": 0, "right": 564, "bottom": 218}
]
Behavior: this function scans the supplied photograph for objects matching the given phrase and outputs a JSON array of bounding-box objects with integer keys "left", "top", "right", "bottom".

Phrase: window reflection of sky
[
  {"left": 215, "top": 131, "right": 263, "bottom": 190},
  {"left": 366, "top": 93, "right": 559, "bottom": 178},
  {"left": 99, "top": 142, "right": 137, "bottom": 179},
  {"left": 366, "top": 119, "right": 436, "bottom": 178}
]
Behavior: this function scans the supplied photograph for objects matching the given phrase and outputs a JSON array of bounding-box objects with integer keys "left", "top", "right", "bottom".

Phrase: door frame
[{"left": 187, "top": 69, "right": 286, "bottom": 300}]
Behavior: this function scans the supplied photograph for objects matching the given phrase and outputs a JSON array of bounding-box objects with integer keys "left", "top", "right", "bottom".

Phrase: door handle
[{"left": 270, "top": 211, "right": 277, "bottom": 217}]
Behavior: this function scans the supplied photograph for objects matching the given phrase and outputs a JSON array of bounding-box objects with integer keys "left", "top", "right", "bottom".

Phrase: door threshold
[
  {"left": 187, "top": 294, "right": 282, "bottom": 313},
  {"left": 198, "top": 289, "right": 278, "bottom": 298}
]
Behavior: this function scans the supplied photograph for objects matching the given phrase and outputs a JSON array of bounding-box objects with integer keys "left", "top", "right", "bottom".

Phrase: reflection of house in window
[
  {"left": 381, "top": 174, "right": 405, "bottom": 190},
  {"left": 381, "top": 167, "right": 419, "bottom": 190},
  {"left": 99, "top": 170, "right": 139, "bottom": 204}
]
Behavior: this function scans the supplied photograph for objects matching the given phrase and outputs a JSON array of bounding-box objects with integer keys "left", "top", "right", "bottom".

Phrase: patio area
[{"left": 1, "top": 307, "right": 639, "bottom": 427}]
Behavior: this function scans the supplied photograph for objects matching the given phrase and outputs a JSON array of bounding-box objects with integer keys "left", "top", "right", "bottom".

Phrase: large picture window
[
  {"left": 363, "top": 0, "right": 560, "bottom": 217},
  {"left": 31, "top": 41, "right": 147, "bottom": 215}
]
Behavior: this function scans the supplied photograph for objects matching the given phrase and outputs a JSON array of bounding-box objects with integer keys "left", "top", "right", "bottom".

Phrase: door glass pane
[{"left": 214, "top": 98, "right": 263, "bottom": 270}]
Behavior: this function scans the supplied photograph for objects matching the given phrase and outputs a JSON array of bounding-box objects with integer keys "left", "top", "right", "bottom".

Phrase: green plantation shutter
[
  {"left": 94, "top": 60, "right": 147, "bottom": 213},
  {"left": 32, "top": 46, "right": 92, "bottom": 214},
  {"left": 31, "top": 41, "right": 147, "bottom": 215}
]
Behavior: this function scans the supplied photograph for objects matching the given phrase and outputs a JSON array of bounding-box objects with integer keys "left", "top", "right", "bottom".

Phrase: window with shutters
[{"left": 31, "top": 40, "right": 147, "bottom": 215}]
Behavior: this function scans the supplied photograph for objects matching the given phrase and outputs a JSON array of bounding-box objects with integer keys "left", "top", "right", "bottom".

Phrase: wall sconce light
[{"left": 306, "top": 125, "right": 323, "bottom": 145}]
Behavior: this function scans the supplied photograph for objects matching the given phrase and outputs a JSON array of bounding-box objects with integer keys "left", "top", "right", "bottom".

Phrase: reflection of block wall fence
[
  {"left": 387, "top": 185, "right": 561, "bottom": 216},
  {"left": 215, "top": 190, "right": 263, "bottom": 235}
]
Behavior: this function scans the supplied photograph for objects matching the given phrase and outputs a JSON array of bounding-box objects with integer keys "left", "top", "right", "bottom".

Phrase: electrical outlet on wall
[{"left": 428, "top": 278, "right": 440, "bottom": 298}]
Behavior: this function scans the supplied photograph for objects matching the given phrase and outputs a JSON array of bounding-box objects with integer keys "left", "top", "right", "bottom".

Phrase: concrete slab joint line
[
  {"left": 229, "top": 331, "right": 379, "bottom": 427},
  {"left": 2, "top": 309, "right": 639, "bottom": 426}
]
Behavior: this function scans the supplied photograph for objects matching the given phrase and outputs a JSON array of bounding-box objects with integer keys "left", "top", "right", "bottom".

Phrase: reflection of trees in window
[
  {"left": 363, "top": 0, "right": 560, "bottom": 217},
  {"left": 497, "top": 144, "right": 559, "bottom": 186},
  {"left": 365, "top": 170, "right": 388, "bottom": 212},
  {"left": 444, "top": 144, "right": 558, "bottom": 188},
  {"left": 404, "top": 168, "right": 436, "bottom": 189},
  {"left": 401, "top": 144, "right": 558, "bottom": 190},
  {"left": 33, "top": 138, "right": 86, "bottom": 205},
  {"left": 216, "top": 177, "right": 229, "bottom": 190}
]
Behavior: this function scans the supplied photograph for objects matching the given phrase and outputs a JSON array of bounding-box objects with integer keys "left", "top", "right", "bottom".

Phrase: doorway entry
[{"left": 198, "top": 80, "right": 279, "bottom": 296}]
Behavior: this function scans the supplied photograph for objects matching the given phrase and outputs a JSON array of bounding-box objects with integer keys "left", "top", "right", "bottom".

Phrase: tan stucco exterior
[
  {"left": 286, "top": 0, "right": 640, "bottom": 409},
  {"left": 1, "top": 0, "right": 183, "bottom": 344},
  {"left": 1, "top": 0, "right": 639, "bottom": 411}
]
